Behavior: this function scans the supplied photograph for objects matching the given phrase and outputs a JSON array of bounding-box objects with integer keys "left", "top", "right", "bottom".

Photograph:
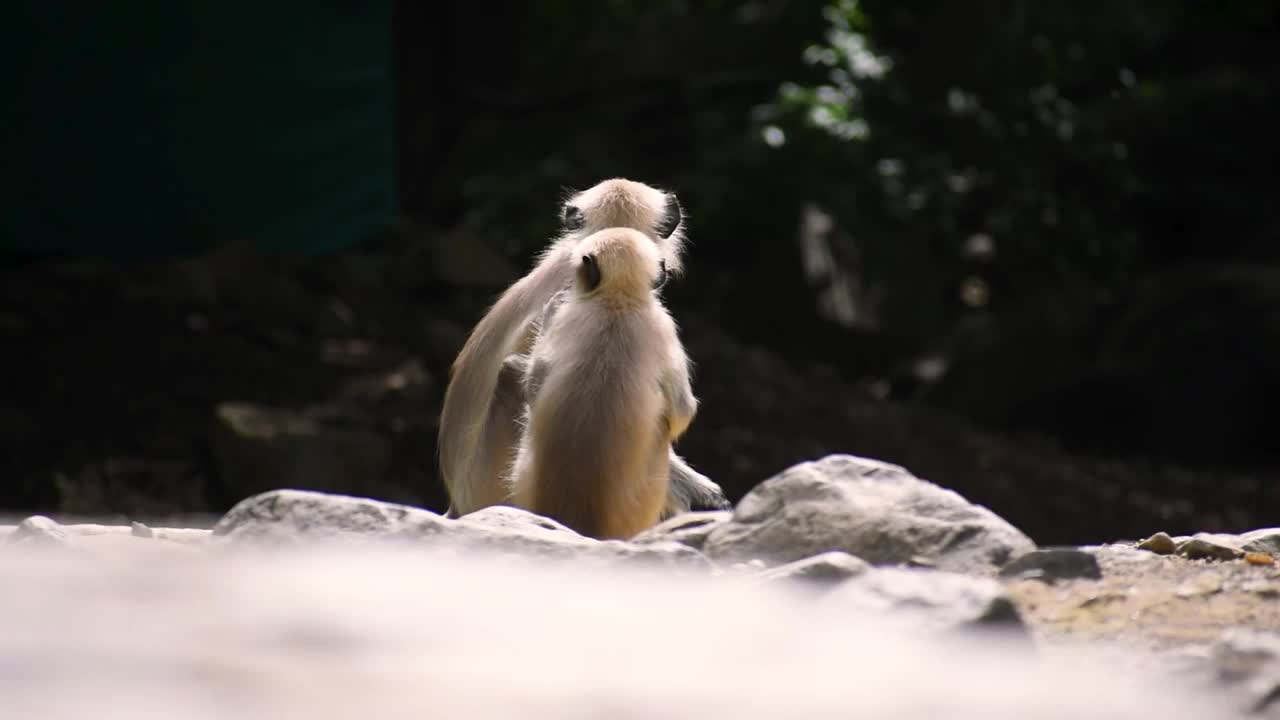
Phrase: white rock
[
  {"left": 1240, "top": 528, "right": 1280, "bottom": 555},
  {"left": 703, "top": 454, "right": 1036, "bottom": 575},
  {"left": 754, "top": 550, "right": 871, "bottom": 587},
  {"left": 6, "top": 515, "right": 72, "bottom": 547},
  {"left": 631, "top": 511, "right": 732, "bottom": 551},
  {"left": 213, "top": 489, "right": 707, "bottom": 569}
]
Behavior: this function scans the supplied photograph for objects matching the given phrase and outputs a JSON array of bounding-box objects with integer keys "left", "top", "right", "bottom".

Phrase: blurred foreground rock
[
  {"left": 0, "top": 535, "right": 1241, "bottom": 719},
  {"left": 3, "top": 452, "right": 1279, "bottom": 717}
]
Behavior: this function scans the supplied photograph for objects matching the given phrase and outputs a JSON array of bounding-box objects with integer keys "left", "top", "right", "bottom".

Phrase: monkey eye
[
  {"left": 580, "top": 254, "right": 602, "bottom": 291},
  {"left": 561, "top": 204, "right": 585, "bottom": 231}
]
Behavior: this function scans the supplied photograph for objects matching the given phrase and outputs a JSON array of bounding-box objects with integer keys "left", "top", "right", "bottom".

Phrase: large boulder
[{"left": 703, "top": 454, "right": 1036, "bottom": 575}]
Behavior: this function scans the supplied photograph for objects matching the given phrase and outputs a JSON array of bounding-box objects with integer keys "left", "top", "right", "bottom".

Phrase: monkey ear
[
  {"left": 561, "top": 204, "right": 585, "bottom": 232},
  {"left": 652, "top": 259, "right": 669, "bottom": 292},
  {"left": 579, "top": 254, "right": 602, "bottom": 291},
  {"left": 655, "top": 195, "right": 683, "bottom": 238}
]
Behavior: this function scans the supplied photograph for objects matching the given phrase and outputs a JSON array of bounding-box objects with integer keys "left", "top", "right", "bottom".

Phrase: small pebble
[
  {"left": 1137, "top": 532, "right": 1176, "bottom": 555},
  {"left": 999, "top": 547, "right": 1102, "bottom": 583},
  {"left": 1245, "top": 552, "right": 1275, "bottom": 566},
  {"left": 1177, "top": 537, "right": 1243, "bottom": 562},
  {"left": 757, "top": 552, "right": 870, "bottom": 587},
  {"left": 8, "top": 515, "right": 72, "bottom": 547},
  {"left": 131, "top": 521, "right": 154, "bottom": 539}
]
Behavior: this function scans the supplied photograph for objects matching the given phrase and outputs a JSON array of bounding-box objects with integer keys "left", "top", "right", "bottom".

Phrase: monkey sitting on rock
[
  {"left": 505, "top": 226, "right": 699, "bottom": 539},
  {"left": 436, "top": 178, "right": 727, "bottom": 527}
]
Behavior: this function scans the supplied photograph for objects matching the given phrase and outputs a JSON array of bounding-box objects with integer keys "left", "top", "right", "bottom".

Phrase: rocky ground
[{"left": 4, "top": 453, "right": 1277, "bottom": 718}]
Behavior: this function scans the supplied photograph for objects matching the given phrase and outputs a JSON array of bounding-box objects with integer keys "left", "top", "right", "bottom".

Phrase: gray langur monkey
[
  {"left": 437, "top": 178, "right": 728, "bottom": 519},
  {"left": 506, "top": 227, "right": 698, "bottom": 539}
]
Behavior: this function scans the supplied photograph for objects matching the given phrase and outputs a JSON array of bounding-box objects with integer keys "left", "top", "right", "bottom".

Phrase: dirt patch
[{"left": 1006, "top": 545, "right": 1280, "bottom": 653}]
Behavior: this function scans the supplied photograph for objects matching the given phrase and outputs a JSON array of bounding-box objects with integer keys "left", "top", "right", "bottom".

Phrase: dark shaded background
[{"left": 2, "top": 1, "right": 1277, "bottom": 544}]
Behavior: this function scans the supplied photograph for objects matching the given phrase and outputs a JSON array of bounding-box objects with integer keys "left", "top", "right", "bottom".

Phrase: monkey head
[
  {"left": 572, "top": 228, "right": 666, "bottom": 298},
  {"left": 559, "top": 178, "right": 686, "bottom": 277}
]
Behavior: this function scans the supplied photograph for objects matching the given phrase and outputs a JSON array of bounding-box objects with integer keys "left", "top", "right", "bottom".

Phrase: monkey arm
[
  {"left": 659, "top": 376, "right": 728, "bottom": 517},
  {"left": 513, "top": 288, "right": 573, "bottom": 402},
  {"left": 497, "top": 353, "right": 532, "bottom": 412},
  {"left": 539, "top": 289, "right": 569, "bottom": 330},
  {"left": 524, "top": 356, "right": 552, "bottom": 404},
  {"left": 437, "top": 244, "right": 575, "bottom": 513},
  {"left": 660, "top": 368, "right": 698, "bottom": 441}
]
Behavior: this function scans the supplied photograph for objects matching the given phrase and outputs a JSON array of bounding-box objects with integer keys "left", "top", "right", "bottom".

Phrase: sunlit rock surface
[
  {"left": 703, "top": 454, "right": 1036, "bottom": 574},
  {"left": 212, "top": 488, "right": 708, "bottom": 569}
]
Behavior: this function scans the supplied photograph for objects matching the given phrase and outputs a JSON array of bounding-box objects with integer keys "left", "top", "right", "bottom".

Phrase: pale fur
[
  {"left": 518, "top": 290, "right": 725, "bottom": 520},
  {"left": 438, "top": 178, "right": 725, "bottom": 517},
  {"left": 507, "top": 228, "right": 698, "bottom": 539}
]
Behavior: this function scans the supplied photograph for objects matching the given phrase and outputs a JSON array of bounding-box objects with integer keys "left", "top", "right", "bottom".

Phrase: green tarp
[{"left": 2, "top": 2, "right": 396, "bottom": 259}]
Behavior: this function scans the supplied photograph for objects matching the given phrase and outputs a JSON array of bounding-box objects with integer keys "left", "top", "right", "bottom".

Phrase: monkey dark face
[
  {"left": 654, "top": 195, "right": 683, "bottom": 239},
  {"left": 561, "top": 204, "right": 585, "bottom": 232},
  {"left": 579, "top": 254, "right": 602, "bottom": 292}
]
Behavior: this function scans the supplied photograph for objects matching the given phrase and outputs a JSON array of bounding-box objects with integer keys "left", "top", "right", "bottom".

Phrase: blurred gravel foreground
[{"left": 0, "top": 531, "right": 1246, "bottom": 720}]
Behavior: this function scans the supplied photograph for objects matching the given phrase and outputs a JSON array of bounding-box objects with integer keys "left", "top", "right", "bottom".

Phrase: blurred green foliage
[
  {"left": 757, "top": 0, "right": 1279, "bottom": 342},
  {"left": 404, "top": 0, "right": 1278, "bottom": 360}
]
